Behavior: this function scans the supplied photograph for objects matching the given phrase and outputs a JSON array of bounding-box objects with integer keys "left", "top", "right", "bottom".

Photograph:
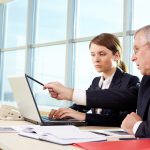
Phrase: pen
[
  {"left": 119, "top": 137, "right": 137, "bottom": 140},
  {"left": 91, "top": 131, "right": 109, "bottom": 136},
  {"left": 25, "top": 74, "right": 44, "bottom": 86}
]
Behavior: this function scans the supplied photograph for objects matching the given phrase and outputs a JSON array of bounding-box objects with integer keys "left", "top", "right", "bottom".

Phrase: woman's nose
[{"left": 94, "top": 55, "right": 100, "bottom": 62}]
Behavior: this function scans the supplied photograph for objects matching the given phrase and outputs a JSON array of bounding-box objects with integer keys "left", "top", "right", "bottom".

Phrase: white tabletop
[{"left": 0, "top": 120, "right": 118, "bottom": 150}]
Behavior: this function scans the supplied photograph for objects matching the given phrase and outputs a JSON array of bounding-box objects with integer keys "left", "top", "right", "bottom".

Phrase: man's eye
[{"left": 134, "top": 50, "right": 138, "bottom": 55}]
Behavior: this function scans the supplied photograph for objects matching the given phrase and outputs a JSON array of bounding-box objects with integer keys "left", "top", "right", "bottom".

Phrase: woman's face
[{"left": 90, "top": 43, "right": 119, "bottom": 73}]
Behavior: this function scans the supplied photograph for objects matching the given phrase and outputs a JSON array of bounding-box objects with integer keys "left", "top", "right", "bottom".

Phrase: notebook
[
  {"left": 8, "top": 74, "right": 86, "bottom": 126},
  {"left": 17, "top": 125, "right": 106, "bottom": 145}
]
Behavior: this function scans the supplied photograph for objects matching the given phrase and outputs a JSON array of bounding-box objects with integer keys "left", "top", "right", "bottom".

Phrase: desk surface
[{"left": 0, "top": 120, "right": 118, "bottom": 150}]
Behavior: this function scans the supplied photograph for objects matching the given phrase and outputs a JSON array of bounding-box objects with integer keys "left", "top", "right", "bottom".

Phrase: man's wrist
[
  {"left": 72, "top": 89, "right": 86, "bottom": 105},
  {"left": 133, "top": 121, "right": 142, "bottom": 134},
  {"left": 66, "top": 88, "right": 73, "bottom": 100}
]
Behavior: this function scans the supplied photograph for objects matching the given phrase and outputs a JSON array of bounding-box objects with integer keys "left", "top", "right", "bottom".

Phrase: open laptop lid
[{"left": 8, "top": 74, "right": 43, "bottom": 125}]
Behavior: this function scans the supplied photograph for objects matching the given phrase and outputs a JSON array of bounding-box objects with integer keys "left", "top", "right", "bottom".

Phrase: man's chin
[
  {"left": 142, "top": 71, "right": 150, "bottom": 76},
  {"left": 140, "top": 69, "right": 146, "bottom": 76}
]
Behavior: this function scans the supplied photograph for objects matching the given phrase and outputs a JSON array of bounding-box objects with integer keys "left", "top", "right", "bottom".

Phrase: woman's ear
[{"left": 114, "top": 52, "right": 120, "bottom": 61}]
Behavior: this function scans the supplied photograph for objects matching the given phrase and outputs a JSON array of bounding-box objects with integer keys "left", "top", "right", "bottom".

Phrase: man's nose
[{"left": 131, "top": 54, "right": 136, "bottom": 62}]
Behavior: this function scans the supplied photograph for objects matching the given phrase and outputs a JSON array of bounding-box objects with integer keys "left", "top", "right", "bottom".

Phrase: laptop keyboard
[
  {"left": 41, "top": 116, "right": 87, "bottom": 126},
  {"left": 42, "top": 116, "right": 69, "bottom": 121}
]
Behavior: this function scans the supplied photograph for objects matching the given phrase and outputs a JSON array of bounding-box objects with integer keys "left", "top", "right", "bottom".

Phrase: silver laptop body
[{"left": 8, "top": 74, "right": 86, "bottom": 126}]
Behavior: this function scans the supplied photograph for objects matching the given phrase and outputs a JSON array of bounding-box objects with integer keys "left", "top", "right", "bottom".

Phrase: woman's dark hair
[{"left": 89, "top": 33, "right": 127, "bottom": 72}]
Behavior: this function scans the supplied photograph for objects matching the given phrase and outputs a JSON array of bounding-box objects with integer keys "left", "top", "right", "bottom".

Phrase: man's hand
[
  {"left": 121, "top": 112, "right": 142, "bottom": 134},
  {"left": 49, "top": 108, "right": 86, "bottom": 121},
  {"left": 43, "top": 82, "right": 73, "bottom": 101}
]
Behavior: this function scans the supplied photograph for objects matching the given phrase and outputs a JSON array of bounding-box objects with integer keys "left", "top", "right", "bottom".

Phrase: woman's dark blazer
[
  {"left": 70, "top": 67, "right": 140, "bottom": 126},
  {"left": 135, "top": 76, "right": 150, "bottom": 137}
]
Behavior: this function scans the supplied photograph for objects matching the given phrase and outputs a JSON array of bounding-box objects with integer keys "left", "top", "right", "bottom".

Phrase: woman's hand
[{"left": 49, "top": 108, "right": 86, "bottom": 121}]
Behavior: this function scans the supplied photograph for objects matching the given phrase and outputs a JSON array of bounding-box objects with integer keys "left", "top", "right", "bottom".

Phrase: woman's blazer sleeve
[{"left": 70, "top": 104, "right": 91, "bottom": 112}]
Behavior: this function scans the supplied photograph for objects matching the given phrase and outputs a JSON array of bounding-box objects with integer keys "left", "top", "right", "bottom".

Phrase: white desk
[{"left": 0, "top": 120, "right": 118, "bottom": 150}]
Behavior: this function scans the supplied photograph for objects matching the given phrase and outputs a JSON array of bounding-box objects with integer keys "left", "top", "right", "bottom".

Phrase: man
[{"left": 121, "top": 25, "right": 150, "bottom": 137}]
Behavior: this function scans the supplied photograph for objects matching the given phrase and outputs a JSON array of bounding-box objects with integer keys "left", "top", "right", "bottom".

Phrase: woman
[{"left": 44, "top": 33, "right": 139, "bottom": 126}]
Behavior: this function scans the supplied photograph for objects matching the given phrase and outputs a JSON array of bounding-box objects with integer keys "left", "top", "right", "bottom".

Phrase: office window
[
  {"left": 5, "top": 0, "right": 27, "bottom": 47},
  {"left": 74, "top": 42, "right": 99, "bottom": 89},
  {"left": 33, "top": 45, "right": 66, "bottom": 83},
  {"left": 32, "top": 45, "right": 71, "bottom": 107},
  {"left": 129, "top": 0, "right": 150, "bottom": 80},
  {"left": 76, "top": 0, "right": 123, "bottom": 38},
  {"left": 1, "top": 50, "right": 25, "bottom": 102},
  {"left": 0, "top": 0, "right": 147, "bottom": 105},
  {"left": 36, "top": 0, "right": 67, "bottom": 43},
  {"left": 133, "top": 0, "right": 150, "bottom": 30}
]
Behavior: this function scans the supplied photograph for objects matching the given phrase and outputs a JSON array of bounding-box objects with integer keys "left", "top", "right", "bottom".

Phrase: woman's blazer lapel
[{"left": 109, "top": 68, "right": 124, "bottom": 88}]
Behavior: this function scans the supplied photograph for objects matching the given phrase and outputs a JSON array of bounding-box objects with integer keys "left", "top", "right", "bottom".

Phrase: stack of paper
[
  {"left": 18, "top": 125, "right": 106, "bottom": 145},
  {"left": 88, "top": 128, "right": 135, "bottom": 141}
]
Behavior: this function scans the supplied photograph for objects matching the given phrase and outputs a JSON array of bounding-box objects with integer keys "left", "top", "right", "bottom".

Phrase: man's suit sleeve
[
  {"left": 135, "top": 121, "right": 150, "bottom": 137},
  {"left": 86, "top": 76, "right": 139, "bottom": 110}
]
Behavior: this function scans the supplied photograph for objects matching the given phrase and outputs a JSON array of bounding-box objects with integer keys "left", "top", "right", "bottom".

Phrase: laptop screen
[
  {"left": 25, "top": 74, "right": 50, "bottom": 117},
  {"left": 25, "top": 75, "right": 64, "bottom": 109}
]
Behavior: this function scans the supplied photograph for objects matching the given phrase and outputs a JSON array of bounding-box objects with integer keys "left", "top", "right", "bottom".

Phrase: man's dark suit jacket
[
  {"left": 71, "top": 68, "right": 140, "bottom": 126},
  {"left": 135, "top": 76, "right": 150, "bottom": 137}
]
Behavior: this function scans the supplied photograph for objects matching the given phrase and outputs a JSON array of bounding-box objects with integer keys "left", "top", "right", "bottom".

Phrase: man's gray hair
[{"left": 135, "top": 25, "right": 150, "bottom": 42}]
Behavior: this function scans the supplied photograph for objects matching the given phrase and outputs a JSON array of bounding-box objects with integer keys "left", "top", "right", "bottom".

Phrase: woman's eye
[
  {"left": 99, "top": 53, "right": 106, "bottom": 56},
  {"left": 91, "top": 52, "right": 106, "bottom": 57}
]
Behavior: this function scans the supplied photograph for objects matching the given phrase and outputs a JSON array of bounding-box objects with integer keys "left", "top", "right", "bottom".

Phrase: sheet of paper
[
  {"left": 40, "top": 132, "right": 106, "bottom": 145},
  {"left": 0, "top": 126, "right": 17, "bottom": 133}
]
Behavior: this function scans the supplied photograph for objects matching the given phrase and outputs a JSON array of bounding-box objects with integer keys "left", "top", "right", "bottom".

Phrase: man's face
[{"left": 132, "top": 31, "right": 150, "bottom": 75}]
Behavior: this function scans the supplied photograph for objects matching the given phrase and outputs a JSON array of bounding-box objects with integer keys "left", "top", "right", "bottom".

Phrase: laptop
[{"left": 8, "top": 74, "right": 86, "bottom": 126}]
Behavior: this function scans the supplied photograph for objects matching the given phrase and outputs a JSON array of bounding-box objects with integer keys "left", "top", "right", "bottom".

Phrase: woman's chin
[{"left": 95, "top": 68, "right": 102, "bottom": 72}]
